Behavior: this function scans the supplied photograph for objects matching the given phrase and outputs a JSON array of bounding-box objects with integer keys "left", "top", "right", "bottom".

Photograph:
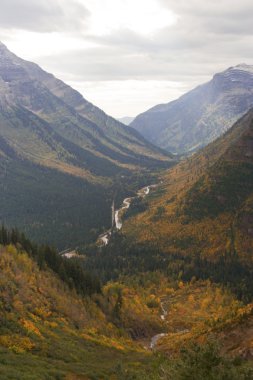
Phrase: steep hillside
[
  {"left": 0, "top": 244, "right": 158, "bottom": 379},
  {"left": 131, "top": 64, "right": 253, "bottom": 154},
  {"left": 124, "top": 109, "right": 253, "bottom": 290},
  {"left": 0, "top": 42, "right": 173, "bottom": 248}
]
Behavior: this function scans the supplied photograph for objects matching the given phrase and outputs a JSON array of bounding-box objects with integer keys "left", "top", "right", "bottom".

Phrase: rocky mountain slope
[
  {"left": 0, "top": 41, "right": 170, "bottom": 176},
  {"left": 0, "top": 42, "right": 172, "bottom": 248},
  {"left": 131, "top": 64, "right": 253, "bottom": 154}
]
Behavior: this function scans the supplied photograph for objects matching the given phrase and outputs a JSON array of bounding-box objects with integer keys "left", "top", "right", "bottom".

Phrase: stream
[
  {"left": 150, "top": 300, "right": 168, "bottom": 350},
  {"left": 150, "top": 333, "right": 167, "bottom": 350}
]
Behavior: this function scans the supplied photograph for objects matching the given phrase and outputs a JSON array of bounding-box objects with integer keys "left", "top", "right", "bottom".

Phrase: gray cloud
[
  {"left": 0, "top": 0, "right": 89, "bottom": 32},
  {"left": 39, "top": 29, "right": 253, "bottom": 86},
  {"left": 1, "top": 0, "right": 253, "bottom": 116},
  {"left": 159, "top": 0, "right": 253, "bottom": 36},
  {"left": 72, "top": 0, "right": 253, "bottom": 81}
]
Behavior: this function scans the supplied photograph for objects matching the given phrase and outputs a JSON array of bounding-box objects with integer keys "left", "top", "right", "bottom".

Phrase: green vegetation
[
  {"left": 183, "top": 162, "right": 253, "bottom": 220},
  {"left": 0, "top": 156, "right": 158, "bottom": 248},
  {"left": 124, "top": 198, "right": 148, "bottom": 219},
  {"left": 0, "top": 231, "right": 252, "bottom": 378},
  {"left": 156, "top": 341, "right": 252, "bottom": 380},
  {"left": 123, "top": 109, "right": 253, "bottom": 285},
  {"left": 0, "top": 342, "right": 155, "bottom": 380},
  {"left": 0, "top": 158, "right": 111, "bottom": 249},
  {"left": 118, "top": 342, "right": 253, "bottom": 379},
  {"left": 0, "top": 225, "right": 101, "bottom": 297},
  {"left": 0, "top": 239, "right": 159, "bottom": 379},
  {"left": 83, "top": 234, "right": 253, "bottom": 302}
]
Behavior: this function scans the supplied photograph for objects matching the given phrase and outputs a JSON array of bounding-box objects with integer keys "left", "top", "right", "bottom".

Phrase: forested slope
[{"left": 123, "top": 109, "right": 253, "bottom": 299}]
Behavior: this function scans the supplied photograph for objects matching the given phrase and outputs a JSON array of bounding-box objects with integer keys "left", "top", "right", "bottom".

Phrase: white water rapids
[
  {"left": 99, "top": 185, "right": 153, "bottom": 246},
  {"left": 114, "top": 197, "right": 132, "bottom": 230}
]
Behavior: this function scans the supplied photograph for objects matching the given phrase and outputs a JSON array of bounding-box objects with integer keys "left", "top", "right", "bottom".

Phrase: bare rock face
[{"left": 131, "top": 64, "right": 253, "bottom": 154}]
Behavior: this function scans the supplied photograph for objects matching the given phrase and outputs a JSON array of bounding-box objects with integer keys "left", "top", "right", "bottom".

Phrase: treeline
[
  {"left": 0, "top": 225, "right": 101, "bottom": 296},
  {"left": 81, "top": 234, "right": 168, "bottom": 282},
  {"left": 177, "top": 251, "right": 253, "bottom": 303},
  {"left": 83, "top": 234, "right": 253, "bottom": 303}
]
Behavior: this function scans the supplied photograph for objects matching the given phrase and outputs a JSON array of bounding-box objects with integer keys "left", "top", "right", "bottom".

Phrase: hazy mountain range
[{"left": 131, "top": 64, "right": 253, "bottom": 154}]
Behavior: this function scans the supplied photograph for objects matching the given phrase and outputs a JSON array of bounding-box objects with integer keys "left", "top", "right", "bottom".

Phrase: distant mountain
[
  {"left": 124, "top": 108, "right": 253, "bottom": 272},
  {"left": 118, "top": 116, "right": 135, "bottom": 125},
  {"left": 0, "top": 42, "right": 172, "bottom": 248},
  {"left": 131, "top": 64, "right": 253, "bottom": 154}
]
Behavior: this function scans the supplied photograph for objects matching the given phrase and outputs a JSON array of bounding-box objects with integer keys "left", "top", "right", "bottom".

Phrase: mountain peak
[
  {"left": 216, "top": 64, "right": 253, "bottom": 78},
  {"left": 233, "top": 63, "right": 253, "bottom": 73},
  {"left": 0, "top": 41, "right": 19, "bottom": 64},
  {"left": 0, "top": 41, "right": 8, "bottom": 51},
  {"left": 215, "top": 64, "right": 253, "bottom": 85}
]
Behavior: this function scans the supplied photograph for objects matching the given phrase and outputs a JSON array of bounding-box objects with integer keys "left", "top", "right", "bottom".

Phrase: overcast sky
[{"left": 1, "top": 0, "right": 253, "bottom": 118}]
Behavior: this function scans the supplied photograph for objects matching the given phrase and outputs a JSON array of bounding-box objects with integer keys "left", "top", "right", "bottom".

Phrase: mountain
[
  {"left": 118, "top": 116, "right": 135, "bottom": 125},
  {"left": 124, "top": 108, "right": 253, "bottom": 296},
  {"left": 0, "top": 41, "right": 170, "bottom": 174},
  {"left": 0, "top": 42, "right": 173, "bottom": 248},
  {"left": 131, "top": 64, "right": 253, "bottom": 154}
]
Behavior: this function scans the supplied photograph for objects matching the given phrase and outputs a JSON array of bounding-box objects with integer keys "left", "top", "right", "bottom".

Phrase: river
[
  {"left": 98, "top": 183, "right": 169, "bottom": 350},
  {"left": 98, "top": 185, "right": 154, "bottom": 246}
]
